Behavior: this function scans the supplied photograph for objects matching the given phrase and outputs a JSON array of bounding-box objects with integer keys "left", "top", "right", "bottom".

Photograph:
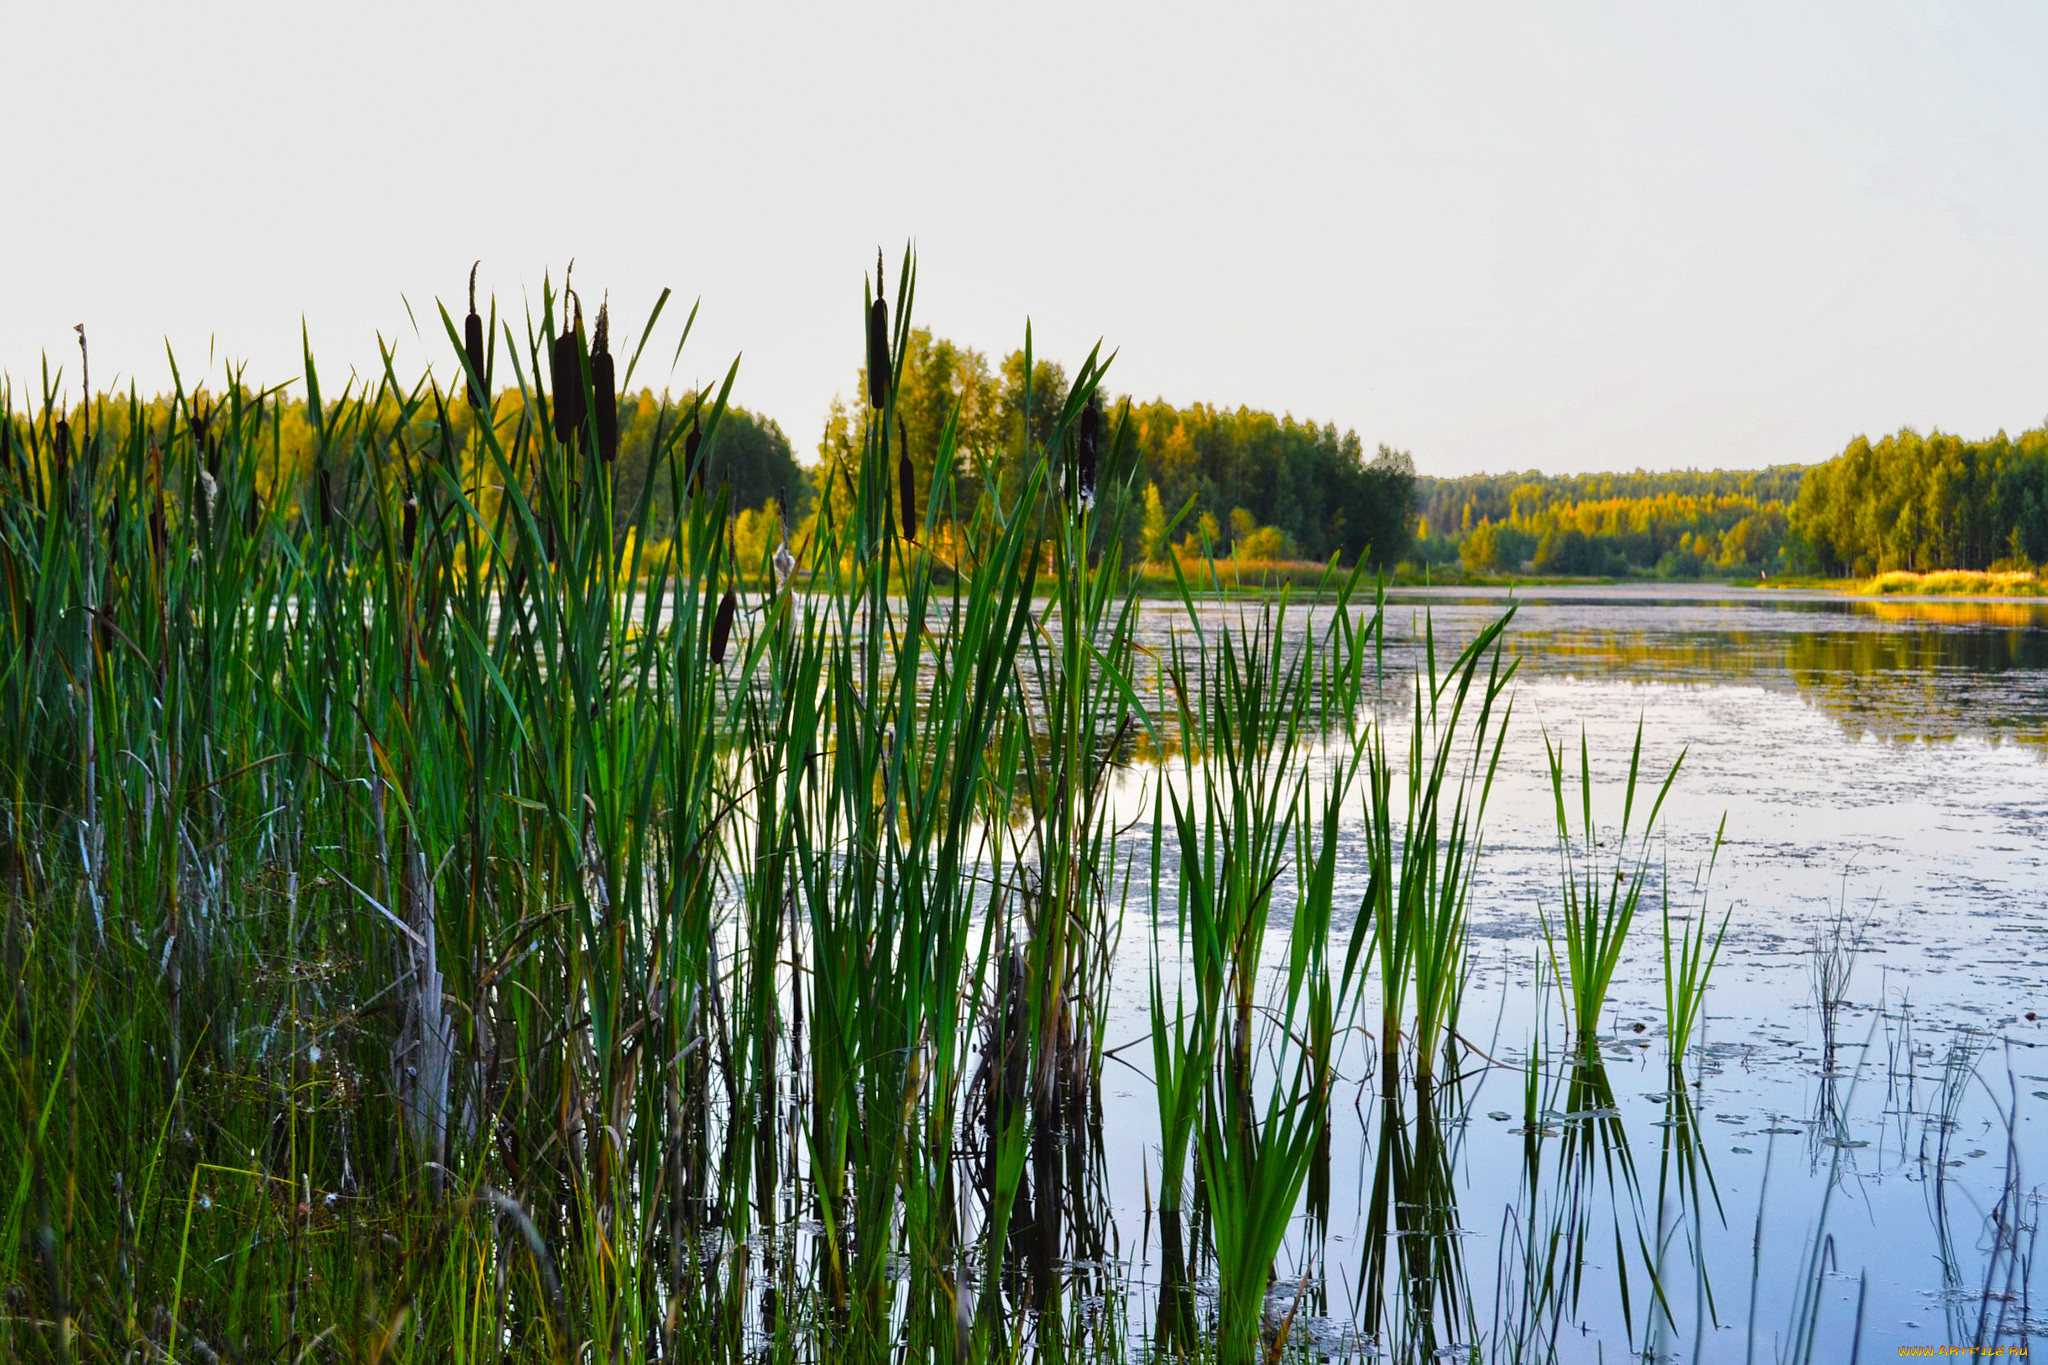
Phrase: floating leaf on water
[
  {"left": 1731, "top": 1145, "right": 1754, "bottom": 1153},
  {"left": 1819, "top": 1137, "right": 1869, "bottom": 1149},
  {"left": 1487, "top": 1110, "right": 1512, "bottom": 1121}
]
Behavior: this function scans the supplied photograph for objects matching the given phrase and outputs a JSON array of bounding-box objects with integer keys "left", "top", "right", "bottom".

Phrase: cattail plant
[
  {"left": 710, "top": 585, "right": 737, "bottom": 664},
  {"left": 867, "top": 249, "right": 890, "bottom": 410},
  {"left": 552, "top": 290, "right": 586, "bottom": 446},
  {"left": 591, "top": 301, "right": 618, "bottom": 463},
  {"left": 1076, "top": 396, "right": 1099, "bottom": 508},
  {"left": 464, "top": 262, "right": 486, "bottom": 408}
]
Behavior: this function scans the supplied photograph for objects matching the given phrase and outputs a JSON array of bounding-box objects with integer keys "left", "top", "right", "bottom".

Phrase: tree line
[
  {"left": 1787, "top": 425, "right": 2048, "bottom": 575},
  {"left": 807, "top": 327, "right": 1416, "bottom": 568},
  {"left": 13, "top": 351, "right": 2042, "bottom": 582},
  {"left": 1411, "top": 467, "right": 1807, "bottom": 576}
]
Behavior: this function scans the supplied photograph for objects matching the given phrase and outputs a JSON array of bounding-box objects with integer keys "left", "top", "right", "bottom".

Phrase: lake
[{"left": 1089, "top": 584, "right": 2046, "bottom": 1360}]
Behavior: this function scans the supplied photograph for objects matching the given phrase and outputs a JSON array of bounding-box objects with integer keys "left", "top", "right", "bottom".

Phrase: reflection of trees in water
[
  {"left": 1498, "top": 600, "right": 2048, "bottom": 750},
  {"left": 797, "top": 595, "right": 2048, "bottom": 773}
]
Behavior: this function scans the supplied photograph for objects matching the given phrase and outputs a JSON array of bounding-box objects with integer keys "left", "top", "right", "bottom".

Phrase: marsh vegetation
[{"left": 1, "top": 259, "right": 2040, "bottom": 1363}]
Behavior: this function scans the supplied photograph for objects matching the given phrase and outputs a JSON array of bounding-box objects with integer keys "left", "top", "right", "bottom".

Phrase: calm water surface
[{"left": 1094, "top": 585, "right": 2046, "bottom": 1359}]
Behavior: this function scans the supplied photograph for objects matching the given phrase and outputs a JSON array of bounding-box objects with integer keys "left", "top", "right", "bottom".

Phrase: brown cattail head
[
  {"left": 685, "top": 419, "right": 703, "bottom": 497},
  {"left": 867, "top": 302, "right": 890, "bottom": 410},
  {"left": 465, "top": 262, "right": 486, "bottom": 410},
  {"left": 867, "top": 250, "right": 890, "bottom": 410},
  {"left": 53, "top": 419, "right": 71, "bottom": 487},
  {"left": 591, "top": 302, "right": 618, "bottom": 464},
  {"left": 317, "top": 465, "right": 335, "bottom": 531},
  {"left": 401, "top": 496, "right": 418, "bottom": 559},
  {"left": 1077, "top": 397, "right": 1099, "bottom": 507},
  {"left": 710, "top": 587, "right": 737, "bottom": 665},
  {"left": 245, "top": 492, "right": 260, "bottom": 538},
  {"left": 551, "top": 293, "right": 586, "bottom": 446},
  {"left": 897, "top": 417, "right": 916, "bottom": 544}
]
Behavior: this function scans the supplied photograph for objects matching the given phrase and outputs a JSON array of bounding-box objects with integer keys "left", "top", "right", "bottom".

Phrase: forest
[
  {"left": 809, "top": 327, "right": 1416, "bottom": 569},
  {"left": 1411, "top": 466, "right": 1806, "bottom": 577},
  {"left": 1786, "top": 424, "right": 2048, "bottom": 575}
]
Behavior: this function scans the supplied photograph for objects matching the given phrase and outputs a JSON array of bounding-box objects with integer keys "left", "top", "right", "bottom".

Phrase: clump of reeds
[
  {"left": 1541, "top": 722, "right": 1682, "bottom": 1055},
  {"left": 1663, "top": 819, "right": 1730, "bottom": 1076}
]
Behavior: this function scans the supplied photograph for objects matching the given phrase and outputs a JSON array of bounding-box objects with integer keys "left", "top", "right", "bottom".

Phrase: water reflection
[
  {"left": 1359, "top": 1079, "right": 1477, "bottom": 1360},
  {"left": 1369, "top": 587, "right": 2048, "bottom": 750}
]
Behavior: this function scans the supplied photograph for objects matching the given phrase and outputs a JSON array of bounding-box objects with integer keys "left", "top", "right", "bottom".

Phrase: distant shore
[{"left": 1122, "top": 560, "right": 2048, "bottom": 602}]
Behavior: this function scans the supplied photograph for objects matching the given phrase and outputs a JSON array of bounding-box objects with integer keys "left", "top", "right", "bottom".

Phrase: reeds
[
  {"left": 1366, "top": 609, "right": 1517, "bottom": 1090},
  {"left": 1663, "top": 820, "right": 1729, "bottom": 1076},
  {"left": 1542, "top": 722, "right": 1682, "bottom": 1055},
  {"left": 0, "top": 252, "right": 1785, "bottom": 1365}
]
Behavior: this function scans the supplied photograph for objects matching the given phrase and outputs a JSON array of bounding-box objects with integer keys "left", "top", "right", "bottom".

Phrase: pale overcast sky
[{"left": 4, "top": 2, "right": 2044, "bottom": 477}]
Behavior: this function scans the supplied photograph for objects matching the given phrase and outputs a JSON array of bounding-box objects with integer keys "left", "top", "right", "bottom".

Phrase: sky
[{"left": 4, "top": 1, "right": 2045, "bottom": 478}]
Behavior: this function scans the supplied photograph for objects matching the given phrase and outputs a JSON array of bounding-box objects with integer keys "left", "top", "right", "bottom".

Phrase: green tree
[{"left": 1140, "top": 481, "right": 1170, "bottom": 562}]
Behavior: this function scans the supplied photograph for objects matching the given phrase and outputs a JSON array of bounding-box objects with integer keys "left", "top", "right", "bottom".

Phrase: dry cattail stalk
[
  {"left": 192, "top": 404, "right": 218, "bottom": 479},
  {"left": 591, "top": 302, "right": 618, "bottom": 464},
  {"left": 867, "top": 251, "right": 890, "bottom": 411},
  {"left": 148, "top": 450, "right": 168, "bottom": 565},
  {"left": 551, "top": 291, "right": 586, "bottom": 447},
  {"left": 1077, "top": 397, "right": 1099, "bottom": 508},
  {"left": 464, "top": 262, "right": 486, "bottom": 409},
  {"left": 773, "top": 487, "right": 796, "bottom": 587},
  {"left": 897, "top": 417, "right": 915, "bottom": 543},
  {"left": 710, "top": 588, "right": 737, "bottom": 665}
]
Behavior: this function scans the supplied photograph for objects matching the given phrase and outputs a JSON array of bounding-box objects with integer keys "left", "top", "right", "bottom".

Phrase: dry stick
[{"left": 73, "top": 325, "right": 104, "bottom": 927}]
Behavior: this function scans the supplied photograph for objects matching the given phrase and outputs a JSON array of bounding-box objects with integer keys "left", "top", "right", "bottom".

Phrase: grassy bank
[{"left": 1760, "top": 568, "right": 2048, "bottom": 597}]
